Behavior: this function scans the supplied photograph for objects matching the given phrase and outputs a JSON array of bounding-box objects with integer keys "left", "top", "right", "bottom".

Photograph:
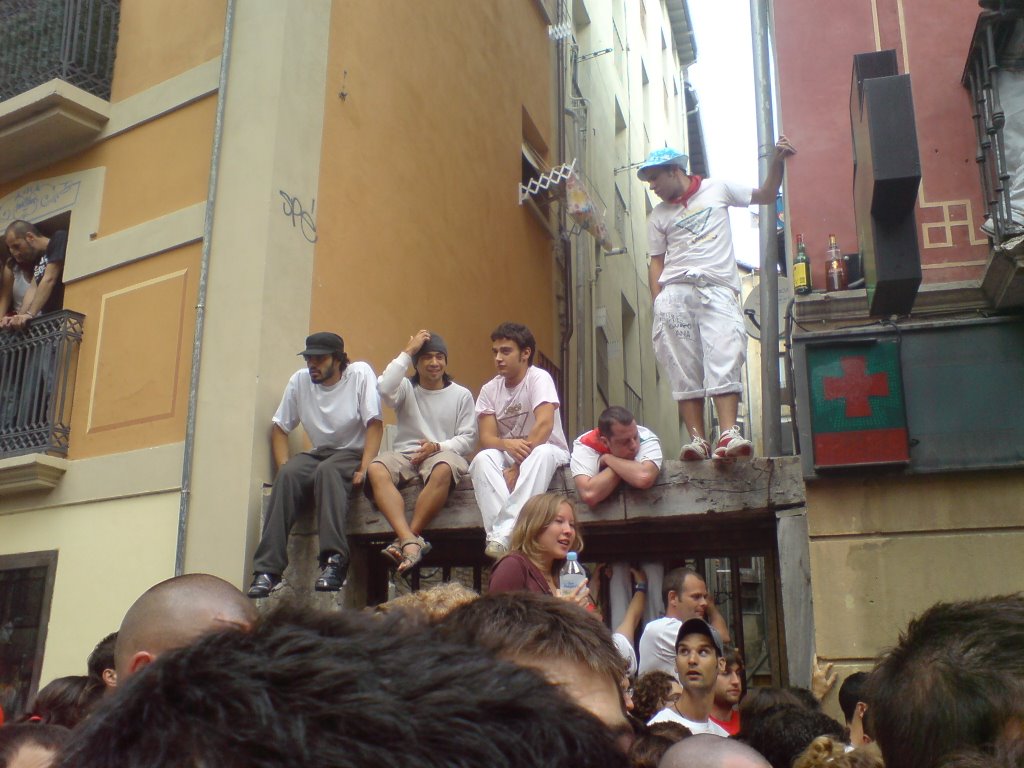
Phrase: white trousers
[
  {"left": 470, "top": 444, "right": 569, "bottom": 545},
  {"left": 997, "top": 68, "right": 1024, "bottom": 221}
]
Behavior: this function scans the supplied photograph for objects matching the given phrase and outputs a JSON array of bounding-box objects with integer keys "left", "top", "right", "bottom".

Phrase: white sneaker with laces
[
  {"left": 713, "top": 425, "right": 753, "bottom": 460},
  {"left": 679, "top": 431, "right": 712, "bottom": 461}
]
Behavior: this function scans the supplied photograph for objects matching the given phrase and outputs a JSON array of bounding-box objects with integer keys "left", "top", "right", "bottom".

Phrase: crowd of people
[
  {"left": 2, "top": 570, "right": 1021, "bottom": 768},
  {"left": 6, "top": 133, "right": 1019, "bottom": 768}
]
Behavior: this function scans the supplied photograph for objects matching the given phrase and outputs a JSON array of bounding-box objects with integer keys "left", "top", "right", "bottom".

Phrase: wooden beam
[{"left": 343, "top": 456, "right": 804, "bottom": 536}]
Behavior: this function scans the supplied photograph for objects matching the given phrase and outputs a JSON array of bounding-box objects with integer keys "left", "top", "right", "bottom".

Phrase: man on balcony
[
  {"left": 366, "top": 329, "right": 476, "bottom": 574},
  {"left": 638, "top": 139, "right": 795, "bottom": 461},
  {"left": 1, "top": 220, "right": 66, "bottom": 330},
  {"left": 570, "top": 405, "right": 662, "bottom": 509},
  {"left": 247, "top": 332, "right": 383, "bottom": 598}
]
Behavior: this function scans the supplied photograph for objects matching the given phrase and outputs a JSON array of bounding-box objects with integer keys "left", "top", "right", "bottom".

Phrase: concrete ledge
[
  {"left": 792, "top": 282, "right": 989, "bottom": 325},
  {"left": 982, "top": 236, "right": 1024, "bottom": 309},
  {"left": 0, "top": 79, "right": 110, "bottom": 183},
  {"left": 0, "top": 453, "right": 70, "bottom": 497}
]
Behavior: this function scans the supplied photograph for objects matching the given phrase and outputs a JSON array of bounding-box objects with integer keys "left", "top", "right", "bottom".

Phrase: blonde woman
[{"left": 487, "top": 493, "right": 589, "bottom": 605}]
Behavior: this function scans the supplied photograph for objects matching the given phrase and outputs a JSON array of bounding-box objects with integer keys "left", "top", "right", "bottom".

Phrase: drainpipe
[
  {"left": 175, "top": 0, "right": 235, "bottom": 575},
  {"left": 750, "top": 0, "right": 782, "bottom": 457}
]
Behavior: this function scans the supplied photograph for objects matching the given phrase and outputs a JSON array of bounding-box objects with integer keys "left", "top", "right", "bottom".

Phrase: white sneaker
[
  {"left": 484, "top": 540, "right": 509, "bottom": 559},
  {"left": 713, "top": 425, "right": 753, "bottom": 460},
  {"left": 679, "top": 431, "right": 712, "bottom": 461}
]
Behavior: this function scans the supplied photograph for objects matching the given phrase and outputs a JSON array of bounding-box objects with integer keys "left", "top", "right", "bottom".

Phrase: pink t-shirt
[{"left": 475, "top": 366, "right": 568, "bottom": 451}]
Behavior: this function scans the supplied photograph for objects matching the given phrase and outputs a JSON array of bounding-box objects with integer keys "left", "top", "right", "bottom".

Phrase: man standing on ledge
[
  {"left": 470, "top": 322, "right": 569, "bottom": 559},
  {"left": 639, "top": 137, "right": 795, "bottom": 461},
  {"left": 247, "top": 332, "right": 382, "bottom": 598}
]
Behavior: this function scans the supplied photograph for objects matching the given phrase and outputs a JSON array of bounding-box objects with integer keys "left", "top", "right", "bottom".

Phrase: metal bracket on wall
[{"left": 518, "top": 159, "right": 576, "bottom": 204}]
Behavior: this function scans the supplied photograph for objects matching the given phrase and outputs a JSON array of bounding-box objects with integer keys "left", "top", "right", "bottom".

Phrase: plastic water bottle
[{"left": 559, "top": 552, "right": 586, "bottom": 596}]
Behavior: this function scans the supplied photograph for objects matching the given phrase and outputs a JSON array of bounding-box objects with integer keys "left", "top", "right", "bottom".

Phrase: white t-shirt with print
[
  {"left": 648, "top": 706, "right": 730, "bottom": 737},
  {"left": 569, "top": 425, "right": 663, "bottom": 478},
  {"left": 475, "top": 366, "right": 567, "bottom": 452},
  {"left": 273, "top": 361, "right": 382, "bottom": 451},
  {"left": 647, "top": 178, "right": 754, "bottom": 293}
]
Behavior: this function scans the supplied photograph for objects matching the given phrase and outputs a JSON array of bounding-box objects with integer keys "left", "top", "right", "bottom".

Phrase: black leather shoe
[
  {"left": 315, "top": 554, "right": 347, "bottom": 592},
  {"left": 246, "top": 572, "right": 281, "bottom": 599}
]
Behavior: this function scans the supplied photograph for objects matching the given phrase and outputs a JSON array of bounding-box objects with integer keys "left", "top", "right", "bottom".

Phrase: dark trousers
[{"left": 252, "top": 447, "right": 362, "bottom": 575}]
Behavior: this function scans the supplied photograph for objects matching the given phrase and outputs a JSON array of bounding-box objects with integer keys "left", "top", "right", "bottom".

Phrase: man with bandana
[{"left": 638, "top": 137, "right": 795, "bottom": 462}]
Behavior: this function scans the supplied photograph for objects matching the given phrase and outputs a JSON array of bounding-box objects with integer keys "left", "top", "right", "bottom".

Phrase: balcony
[
  {"left": 0, "top": 310, "right": 85, "bottom": 493},
  {"left": 0, "top": 0, "right": 119, "bottom": 182},
  {"left": 963, "top": 6, "right": 1024, "bottom": 308}
]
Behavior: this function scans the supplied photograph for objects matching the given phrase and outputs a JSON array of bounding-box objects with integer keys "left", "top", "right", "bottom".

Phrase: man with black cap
[
  {"left": 247, "top": 332, "right": 382, "bottom": 598},
  {"left": 366, "top": 329, "right": 476, "bottom": 573},
  {"left": 647, "top": 617, "right": 729, "bottom": 736},
  {"left": 638, "top": 137, "right": 794, "bottom": 462}
]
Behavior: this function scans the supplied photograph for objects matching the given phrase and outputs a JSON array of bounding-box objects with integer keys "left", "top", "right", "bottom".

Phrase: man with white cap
[
  {"left": 366, "top": 329, "right": 476, "bottom": 574},
  {"left": 247, "top": 332, "right": 382, "bottom": 598},
  {"left": 638, "top": 138, "right": 794, "bottom": 461}
]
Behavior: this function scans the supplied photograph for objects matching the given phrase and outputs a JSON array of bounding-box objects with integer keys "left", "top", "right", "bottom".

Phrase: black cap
[
  {"left": 414, "top": 332, "right": 448, "bottom": 363},
  {"left": 299, "top": 332, "right": 345, "bottom": 357},
  {"left": 676, "top": 618, "right": 724, "bottom": 657}
]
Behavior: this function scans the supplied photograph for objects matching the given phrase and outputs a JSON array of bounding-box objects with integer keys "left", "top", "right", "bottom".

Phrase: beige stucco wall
[
  {"left": 0, "top": 492, "right": 178, "bottom": 685},
  {"left": 807, "top": 468, "right": 1024, "bottom": 718},
  {"left": 183, "top": 0, "right": 333, "bottom": 584}
]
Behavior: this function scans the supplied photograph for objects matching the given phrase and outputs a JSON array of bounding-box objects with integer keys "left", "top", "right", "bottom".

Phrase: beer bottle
[
  {"left": 826, "top": 233, "right": 848, "bottom": 291},
  {"left": 793, "top": 233, "right": 811, "bottom": 295}
]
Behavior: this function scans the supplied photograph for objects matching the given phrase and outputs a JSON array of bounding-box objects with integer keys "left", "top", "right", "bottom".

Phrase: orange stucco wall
[
  {"left": 110, "top": 0, "right": 227, "bottom": 102},
  {"left": 312, "top": 0, "right": 558, "bottom": 395},
  {"left": 774, "top": 0, "right": 989, "bottom": 287},
  {"left": 66, "top": 244, "right": 201, "bottom": 459},
  {"left": 0, "top": 96, "right": 215, "bottom": 237}
]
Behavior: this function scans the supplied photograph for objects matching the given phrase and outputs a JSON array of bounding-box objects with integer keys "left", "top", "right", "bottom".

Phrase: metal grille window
[
  {"left": 0, "top": 551, "right": 57, "bottom": 719},
  {"left": 0, "top": 310, "right": 85, "bottom": 458},
  {"left": 0, "top": 0, "right": 120, "bottom": 102},
  {"left": 596, "top": 326, "right": 609, "bottom": 403},
  {"left": 625, "top": 381, "right": 642, "bottom": 421}
]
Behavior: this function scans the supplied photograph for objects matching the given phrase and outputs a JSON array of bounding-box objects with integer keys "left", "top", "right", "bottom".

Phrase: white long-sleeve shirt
[{"left": 377, "top": 352, "right": 477, "bottom": 456}]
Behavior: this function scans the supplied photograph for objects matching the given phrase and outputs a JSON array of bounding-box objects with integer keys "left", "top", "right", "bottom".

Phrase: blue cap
[
  {"left": 637, "top": 147, "right": 689, "bottom": 181},
  {"left": 566, "top": 552, "right": 578, "bottom": 561}
]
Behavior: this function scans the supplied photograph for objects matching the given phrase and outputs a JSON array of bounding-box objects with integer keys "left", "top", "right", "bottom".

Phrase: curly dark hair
[{"left": 633, "top": 671, "right": 680, "bottom": 724}]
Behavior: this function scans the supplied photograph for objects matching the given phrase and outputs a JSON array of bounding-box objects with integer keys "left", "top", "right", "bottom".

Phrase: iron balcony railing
[
  {"left": 0, "top": 0, "right": 120, "bottom": 102},
  {"left": 963, "top": 7, "right": 1024, "bottom": 245},
  {"left": 624, "top": 380, "right": 642, "bottom": 421},
  {"left": 0, "top": 310, "right": 85, "bottom": 458}
]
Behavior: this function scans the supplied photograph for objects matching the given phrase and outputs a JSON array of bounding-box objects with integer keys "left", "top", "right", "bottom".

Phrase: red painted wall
[{"left": 774, "top": 0, "right": 989, "bottom": 287}]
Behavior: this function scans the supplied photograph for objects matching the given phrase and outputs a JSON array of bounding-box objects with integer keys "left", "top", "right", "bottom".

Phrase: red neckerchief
[
  {"left": 579, "top": 428, "right": 610, "bottom": 454},
  {"left": 669, "top": 174, "right": 703, "bottom": 207}
]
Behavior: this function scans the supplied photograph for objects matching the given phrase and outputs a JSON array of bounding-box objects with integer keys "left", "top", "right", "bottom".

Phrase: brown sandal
[
  {"left": 380, "top": 539, "right": 403, "bottom": 567},
  {"left": 396, "top": 536, "right": 431, "bottom": 574}
]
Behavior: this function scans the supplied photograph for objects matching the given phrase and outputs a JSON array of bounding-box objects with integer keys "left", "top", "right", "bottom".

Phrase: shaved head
[
  {"left": 114, "top": 573, "right": 257, "bottom": 683},
  {"left": 662, "top": 734, "right": 770, "bottom": 768}
]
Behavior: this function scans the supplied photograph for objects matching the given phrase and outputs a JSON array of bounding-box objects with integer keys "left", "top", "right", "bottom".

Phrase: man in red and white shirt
[{"left": 570, "top": 405, "right": 662, "bottom": 509}]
